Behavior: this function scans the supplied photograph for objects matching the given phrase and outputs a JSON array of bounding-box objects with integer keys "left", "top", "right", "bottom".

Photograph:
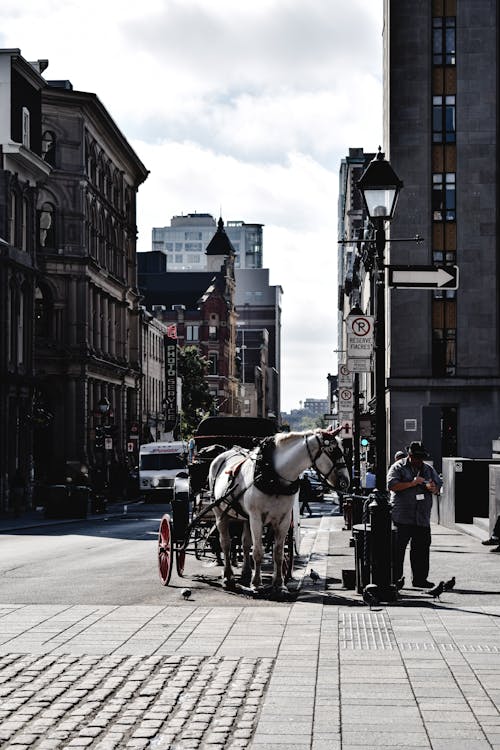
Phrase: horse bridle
[{"left": 305, "top": 431, "right": 347, "bottom": 486}]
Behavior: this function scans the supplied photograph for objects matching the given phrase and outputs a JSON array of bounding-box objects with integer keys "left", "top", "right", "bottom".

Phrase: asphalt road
[{"left": 0, "top": 502, "right": 325, "bottom": 606}]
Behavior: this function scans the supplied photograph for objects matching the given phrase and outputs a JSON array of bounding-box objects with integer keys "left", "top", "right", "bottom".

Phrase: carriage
[{"left": 157, "top": 416, "right": 350, "bottom": 595}]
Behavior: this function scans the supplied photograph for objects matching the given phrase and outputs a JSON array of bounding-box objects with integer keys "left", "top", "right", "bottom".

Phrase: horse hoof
[{"left": 240, "top": 575, "right": 251, "bottom": 588}]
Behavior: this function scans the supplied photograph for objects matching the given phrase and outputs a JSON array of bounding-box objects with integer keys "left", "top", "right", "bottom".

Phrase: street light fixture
[
  {"left": 357, "top": 147, "right": 403, "bottom": 492},
  {"left": 355, "top": 147, "right": 403, "bottom": 603}
]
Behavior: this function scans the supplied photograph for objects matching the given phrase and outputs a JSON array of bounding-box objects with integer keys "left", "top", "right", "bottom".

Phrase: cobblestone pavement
[{"left": 0, "top": 515, "right": 500, "bottom": 748}]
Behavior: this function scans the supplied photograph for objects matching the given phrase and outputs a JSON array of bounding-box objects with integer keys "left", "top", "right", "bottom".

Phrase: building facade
[
  {"left": 34, "top": 79, "right": 148, "bottom": 490},
  {"left": 152, "top": 213, "right": 263, "bottom": 271},
  {"left": 0, "top": 50, "right": 51, "bottom": 513},
  {"left": 384, "top": 0, "right": 499, "bottom": 468},
  {"left": 138, "top": 219, "right": 239, "bottom": 418},
  {"left": 234, "top": 268, "right": 283, "bottom": 418}
]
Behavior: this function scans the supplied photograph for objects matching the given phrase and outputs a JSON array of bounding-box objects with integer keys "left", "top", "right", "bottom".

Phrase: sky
[{"left": 1, "top": 0, "right": 383, "bottom": 413}]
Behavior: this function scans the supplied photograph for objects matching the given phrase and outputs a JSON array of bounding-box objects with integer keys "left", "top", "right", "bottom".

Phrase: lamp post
[
  {"left": 357, "top": 147, "right": 403, "bottom": 491},
  {"left": 97, "top": 396, "right": 110, "bottom": 489},
  {"left": 356, "top": 148, "right": 402, "bottom": 603}
]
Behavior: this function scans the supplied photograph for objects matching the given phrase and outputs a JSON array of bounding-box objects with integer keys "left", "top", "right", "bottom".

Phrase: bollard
[{"left": 367, "top": 490, "right": 398, "bottom": 602}]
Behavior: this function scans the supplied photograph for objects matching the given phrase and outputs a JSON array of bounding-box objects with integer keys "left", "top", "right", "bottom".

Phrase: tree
[{"left": 178, "top": 346, "right": 215, "bottom": 436}]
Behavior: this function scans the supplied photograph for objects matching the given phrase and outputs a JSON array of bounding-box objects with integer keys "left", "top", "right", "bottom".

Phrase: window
[
  {"left": 174, "top": 254, "right": 183, "bottom": 263},
  {"left": 208, "top": 353, "right": 218, "bottom": 375},
  {"left": 185, "top": 242, "right": 202, "bottom": 251},
  {"left": 432, "top": 295, "right": 456, "bottom": 376},
  {"left": 38, "top": 202, "right": 55, "bottom": 248},
  {"left": 186, "top": 325, "right": 199, "bottom": 341},
  {"left": 432, "top": 95, "right": 455, "bottom": 143},
  {"left": 185, "top": 231, "right": 202, "bottom": 240},
  {"left": 432, "top": 173, "right": 455, "bottom": 221},
  {"left": 208, "top": 325, "right": 218, "bottom": 341},
  {"left": 187, "top": 254, "right": 201, "bottom": 264},
  {"left": 22, "top": 107, "right": 30, "bottom": 148},
  {"left": 165, "top": 243, "right": 173, "bottom": 251},
  {"left": 433, "top": 16, "right": 456, "bottom": 65},
  {"left": 42, "top": 131, "right": 56, "bottom": 165}
]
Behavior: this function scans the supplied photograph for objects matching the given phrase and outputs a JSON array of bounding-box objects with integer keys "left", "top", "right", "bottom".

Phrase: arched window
[
  {"left": 41, "top": 130, "right": 56, "bottom": 166},
  {"left": 38, "top": 202, "right": 55, "bottom": 249},
  {"left": 35, "top": 284, "right": 53, "bottom": 338}
]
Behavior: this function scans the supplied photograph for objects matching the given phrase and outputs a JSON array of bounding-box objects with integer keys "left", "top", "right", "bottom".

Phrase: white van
[{"left": 139, "top": 441, "right": 188, "bottom": 500}]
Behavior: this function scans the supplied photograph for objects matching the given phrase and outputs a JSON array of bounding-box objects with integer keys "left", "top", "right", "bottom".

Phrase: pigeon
[
  {"left": 443, "top": 576, "right": 455, "bottom": 592},
  {"left": 362, "top": 585, "right": 379, "bottom": 610},
  {"left": 181, "top": 588, "right": 192, "bottom": 600},
  {"left": 427, "top": 581, "right": 445, "bottom": 600},
  {"left": 309, "top": 569, "right": 320, "bottom": 584}
]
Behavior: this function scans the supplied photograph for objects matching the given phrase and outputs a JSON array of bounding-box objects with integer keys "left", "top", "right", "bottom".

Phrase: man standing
[{"left": 387, "top": 442, "right": 443, "bottom": 588}]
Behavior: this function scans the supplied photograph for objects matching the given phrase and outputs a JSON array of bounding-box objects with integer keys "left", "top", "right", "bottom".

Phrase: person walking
[
  {"left": 299, "top": 473, "right": 313, "bottom": 517},
  {"left": 387, "top": 441, "right": 442, "bottom": 588}
]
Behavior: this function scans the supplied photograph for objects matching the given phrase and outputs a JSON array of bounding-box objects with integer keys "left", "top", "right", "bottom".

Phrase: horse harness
[{"left": 305, "top": 432, "right": 347, "bottom": 485}]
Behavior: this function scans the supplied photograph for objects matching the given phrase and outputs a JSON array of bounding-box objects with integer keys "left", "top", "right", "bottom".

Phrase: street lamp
[
  {"left": 356, "top": 147, "right": 402, "bottom": 603},
  {"left": 357, "top": 147, "right": 403, "bottom": 491},
  {"left": 97, "top": 396, "right": 111, "bottom": 490}
]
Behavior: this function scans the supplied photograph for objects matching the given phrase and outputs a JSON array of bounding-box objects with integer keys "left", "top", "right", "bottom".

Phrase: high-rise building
[
  {"left": 383, "top": 0, "right": 498, "bottom": 466},
  {"left": 152, "top": 213, "right": 263, "bottom": 271}
]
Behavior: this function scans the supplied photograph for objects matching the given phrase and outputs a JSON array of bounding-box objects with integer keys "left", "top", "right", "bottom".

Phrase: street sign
[
  {"left": 388, "top": 265, "right": 459, "bottom": 289},
  {"left": 347, "top": 357, "right": 372, "bottom": 372},
  {"left": 346, "top": 314, "right": 374, "bottom": 358},
  {"left": 338, "top": 363, "right": 353, "bottom": 387}
]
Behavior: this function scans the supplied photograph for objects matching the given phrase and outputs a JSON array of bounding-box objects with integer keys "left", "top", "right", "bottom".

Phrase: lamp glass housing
[
  {"left": 362, "top": 187, "right": 399, "bottom": 220},
  {"left": 98, "top": 397, "right": 110, "bottom": 414}
]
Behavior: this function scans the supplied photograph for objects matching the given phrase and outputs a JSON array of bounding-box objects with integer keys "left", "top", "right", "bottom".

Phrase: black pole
[
  {"left": 374, "top": 222, "right": 387, "bottom": 491},
  {"left": 353, "top": 372, "right": 360, "bottom": 491}
]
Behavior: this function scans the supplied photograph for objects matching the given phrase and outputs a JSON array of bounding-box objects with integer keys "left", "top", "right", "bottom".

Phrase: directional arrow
[{"left": 388, "top": 265, "right": 459, "bottom": 290}]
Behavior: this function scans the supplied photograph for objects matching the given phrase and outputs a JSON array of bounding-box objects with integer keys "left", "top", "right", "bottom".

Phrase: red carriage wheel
[
  {"left": 176, "top": 549, "right": 186, "bottom": 577},
  {"left": 282, "top": 521, "right": 294, "bottom": 583},
  {"left": 158, "top": 514, "right": 174, "bottom": 586}
]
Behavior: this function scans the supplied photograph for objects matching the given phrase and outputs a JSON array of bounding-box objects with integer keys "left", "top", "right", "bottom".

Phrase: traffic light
[
  {"left": 95, "top": 425, "right": 105, "bottom": 450},
  {"left": 360, "top": 437, "right": 370, "bottom": 448}
]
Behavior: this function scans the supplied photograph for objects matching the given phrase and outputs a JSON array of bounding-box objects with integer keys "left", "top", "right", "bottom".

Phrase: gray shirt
[{"left": 387, "top": 458, "right": 443, "bottom": 526}]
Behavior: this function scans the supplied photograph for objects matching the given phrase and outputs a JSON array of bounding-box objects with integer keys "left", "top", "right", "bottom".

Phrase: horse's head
[{"left": 311, "top": 426, "right": 350, "bottom": 492}]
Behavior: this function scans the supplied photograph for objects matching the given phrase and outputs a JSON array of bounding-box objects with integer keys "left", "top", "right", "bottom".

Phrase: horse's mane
[{"left": 274, "top": 429, "right": 316, "bottom": 446}]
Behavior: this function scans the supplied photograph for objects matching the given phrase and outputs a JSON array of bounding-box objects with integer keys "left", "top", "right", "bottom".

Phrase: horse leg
[
  {"left": 215, "top": 514, "right": 235, "bottom": 587},
  {"left": 240, "top": 521, "right": 253, "bottom": 587},
  {"left": 249, "top": 515, "right": 264, "bottom": 589},
  {"left": 271, "top": 514, "right": 292, "bottom": 594}
]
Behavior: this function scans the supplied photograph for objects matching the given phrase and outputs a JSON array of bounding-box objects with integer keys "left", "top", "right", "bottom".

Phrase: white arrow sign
[{"left": 388, "top": 265, "right": 459, "bottom": 289}]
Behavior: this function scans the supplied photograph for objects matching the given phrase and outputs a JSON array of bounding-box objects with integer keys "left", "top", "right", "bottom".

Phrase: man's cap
[
  {"left": 394, "top": 450, "right": 406, "bottom": 460},
  {"left": 406, "top": 441, "right": 429, "bottom": 458}
]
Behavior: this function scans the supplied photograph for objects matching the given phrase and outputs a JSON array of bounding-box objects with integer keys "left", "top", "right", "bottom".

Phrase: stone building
[
  {"left": 34, "top": 78, "right": 149, "bottom": 489},
  {"left": 138, "top": 218, "right": 239, "bottom": 417},
  {"left": 383, "top": 0, "right": 499, "bottom": 466},
  {"left": 0, "top": 50, "right": 51, "bottom": 513}
]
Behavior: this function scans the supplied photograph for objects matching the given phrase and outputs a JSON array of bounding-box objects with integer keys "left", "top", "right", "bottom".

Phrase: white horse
[{"left": 208, "top": 426, "right": 350, "bottom": 595}]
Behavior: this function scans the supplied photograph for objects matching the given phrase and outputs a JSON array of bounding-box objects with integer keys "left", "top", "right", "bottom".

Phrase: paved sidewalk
[{"left": 0, "top": 512, "right": 499, "bottom": 748}]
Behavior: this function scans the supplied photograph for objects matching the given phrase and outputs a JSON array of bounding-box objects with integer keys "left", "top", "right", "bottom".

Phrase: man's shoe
[
  {"left": 396, "top": 576, "right": 405, "bottom": 590},
  {"left": 491, "top": 546, "right": 500, "bottom": 553},
  {"left": 482, "top": 537, "right": 499, "bottom": 546},
  {"left": 412, "top": 579, "right": 435, "bottom": 588}
]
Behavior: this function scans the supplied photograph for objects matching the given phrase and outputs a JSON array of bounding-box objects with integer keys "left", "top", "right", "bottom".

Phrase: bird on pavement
[
  {"left": 427, "top": 581, "right": 445, "bottom": 600},
  {"left": 443, "top": 576, "right": 455, "bottom": 592},
  {"left": 181, "top": 588, "right": 192, "bottom": 600},
  {"left": 309, "top": 569, "right": 320, "bottom": 584},
  {"left": 362, "top": 585, "right": 379, "bottom": 610}
]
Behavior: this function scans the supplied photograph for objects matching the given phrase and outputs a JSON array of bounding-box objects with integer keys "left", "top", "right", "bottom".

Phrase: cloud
[{"left": 1, "top": 0, "right": 383, "bottom": 411}]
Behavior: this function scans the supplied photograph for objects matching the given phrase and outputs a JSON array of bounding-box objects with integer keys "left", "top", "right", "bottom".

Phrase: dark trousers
[{"left": 394, "top": 523, "right": 431, "bottom": 582}]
